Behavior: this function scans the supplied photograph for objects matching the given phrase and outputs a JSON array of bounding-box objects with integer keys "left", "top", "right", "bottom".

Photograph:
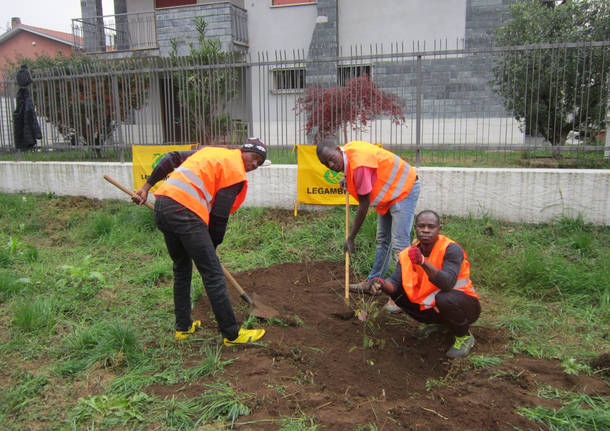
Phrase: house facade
[
  {"left": 0, "top": 18, "right": 80, "bottom": 73},
  {"left": 73, "top": 0, "right": 517, "bottom": 147}
]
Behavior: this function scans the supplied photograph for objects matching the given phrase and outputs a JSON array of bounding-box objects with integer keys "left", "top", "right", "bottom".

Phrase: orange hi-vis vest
[
  {"left": 398, "top": 234, "right": 478, "bottom": 311},
  {"left": 344, "top": 141, "right": 417, "bottom": 215},
  {"left": 155, "top": 147, "right": 248, "bottom": 225}
]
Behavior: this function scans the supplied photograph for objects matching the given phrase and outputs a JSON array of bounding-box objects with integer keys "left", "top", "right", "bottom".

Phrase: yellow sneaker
[
  {"left": 223, "top": 328, "right": 266, "bottom": 346},
  {"left": 175, "top": 320, "right": 202, "bottom": 340}
]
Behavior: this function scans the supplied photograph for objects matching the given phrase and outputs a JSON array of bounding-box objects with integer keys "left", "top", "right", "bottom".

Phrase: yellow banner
[
  {"left": 132, "top": 144, "right": 196, "bottom": 192},
  {"left": 296, "top": 144, "right": 358, "bottom": 207}
]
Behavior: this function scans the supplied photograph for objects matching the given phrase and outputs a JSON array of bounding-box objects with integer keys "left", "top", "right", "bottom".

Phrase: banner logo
[{"left": 323, "top": 169, "right": 344, "bottom": 184}]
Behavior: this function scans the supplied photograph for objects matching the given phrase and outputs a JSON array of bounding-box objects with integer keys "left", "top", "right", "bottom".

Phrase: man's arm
[
  {"left": 345, "top": 166, "right": 375, "bottom": 254},
  {"left": 208, "top": 182, "right": 244, "bottom": 248},
  {"left": 423, "top": 243, "right": 464, "bottom": 291},
  {"left": 346, "top": 193, "right": 370, "bottom": 254},
  {"left": 133, "top": 150, "right": 196, "bottom": 205}
]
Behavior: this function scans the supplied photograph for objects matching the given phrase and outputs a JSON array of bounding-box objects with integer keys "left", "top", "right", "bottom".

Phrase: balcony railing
[{"left": 72, "top": 12, "right": 157, "bottom": 53}]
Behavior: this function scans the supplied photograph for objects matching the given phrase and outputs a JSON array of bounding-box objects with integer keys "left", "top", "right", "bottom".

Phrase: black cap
[{"left": 241, "top": 137, "right": 267, "bottom": 162}]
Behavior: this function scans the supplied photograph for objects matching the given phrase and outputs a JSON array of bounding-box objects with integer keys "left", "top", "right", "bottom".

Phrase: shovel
[{"left": 102, "top": 174, "right": 279, "bottom": 319}]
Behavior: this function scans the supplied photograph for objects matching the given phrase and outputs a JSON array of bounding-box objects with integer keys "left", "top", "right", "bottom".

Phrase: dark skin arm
[{"left": 345, "top": 193, "right": 370, "bottom": 254}]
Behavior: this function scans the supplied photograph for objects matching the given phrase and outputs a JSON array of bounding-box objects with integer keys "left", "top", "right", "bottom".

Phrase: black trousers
[
  {"left": 154, "top": 196, "right": 239, "bottom": 339},
  {"left": 391, "top": 288, "right": 481, "bottom": 337}
]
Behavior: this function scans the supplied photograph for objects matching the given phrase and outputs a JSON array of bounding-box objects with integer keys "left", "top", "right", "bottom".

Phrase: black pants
[
  {"left": 154, "top": 196, "right": 239, "bottom": 339},
  {"left": 391, "top": 289, "right": 481, "bottom": 337}
]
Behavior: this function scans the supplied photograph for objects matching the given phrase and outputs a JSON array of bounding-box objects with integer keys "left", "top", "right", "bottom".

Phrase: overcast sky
[{"left": 1, "top": 0, "right": 115, "bottom": 35}]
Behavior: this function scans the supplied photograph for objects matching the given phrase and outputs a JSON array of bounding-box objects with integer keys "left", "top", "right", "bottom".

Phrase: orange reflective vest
[
  {"left": 398, "top": 234, "right": 478, "bottom": 311},
  {"left": 155, "top": 147, "right": 248, "bottom": 225},
  {"left": 344, "top": 141, "right": 417, "bottom": 215}
]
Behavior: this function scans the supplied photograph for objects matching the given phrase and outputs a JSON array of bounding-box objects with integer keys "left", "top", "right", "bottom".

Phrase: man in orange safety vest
[
  {"left": 364, "top": 210, "right": 481, "bottom": 358},
  {"left": 133, "top": 139, "right": 268, "bottom": 346}
]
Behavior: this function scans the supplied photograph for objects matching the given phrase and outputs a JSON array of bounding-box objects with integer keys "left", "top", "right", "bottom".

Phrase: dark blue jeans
[{"left": 154, "top": 196, "right": 239, "bottom": 339}]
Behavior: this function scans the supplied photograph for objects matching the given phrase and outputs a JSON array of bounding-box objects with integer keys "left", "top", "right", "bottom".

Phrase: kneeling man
[{"left": 366, "top": 210, "right": 480, "bottom": 358}]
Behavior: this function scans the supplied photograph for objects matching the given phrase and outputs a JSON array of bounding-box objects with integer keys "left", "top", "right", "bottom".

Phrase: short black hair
[
  {"left": 415, "top": 210, "right": 440, "bottom": 226},
  {"left": 316, "top": 136, "right": 338, "bottom": 160}
]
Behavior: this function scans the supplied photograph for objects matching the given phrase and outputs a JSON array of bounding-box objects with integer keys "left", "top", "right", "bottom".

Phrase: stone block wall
[{"left": 156, "top": 3, "right": 246, "bottom": 56}]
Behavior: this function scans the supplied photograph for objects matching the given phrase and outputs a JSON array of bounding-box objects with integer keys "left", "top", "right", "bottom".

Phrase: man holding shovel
[
  {"left": 133, "top": 139, "right": 267, "bottom": 345},
  {"left": 364, "top": 210, "right": 481, "bottom": 358},
  {"left": 316, "top": 137, "right": 420, "bottom": 312}
]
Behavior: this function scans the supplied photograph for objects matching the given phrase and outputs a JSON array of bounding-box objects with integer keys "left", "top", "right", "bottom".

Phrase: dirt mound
[{"left": 163, "top": 261, "right": 608, "bottom": 430}]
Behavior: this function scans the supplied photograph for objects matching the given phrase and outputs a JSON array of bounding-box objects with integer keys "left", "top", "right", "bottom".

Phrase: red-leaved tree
[{"left": 296, "top": 75, "right": 405, "bottom": 144}]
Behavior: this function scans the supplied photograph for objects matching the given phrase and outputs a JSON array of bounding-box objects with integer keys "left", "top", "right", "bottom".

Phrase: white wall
[
  {"left": 338, "top": 0, "right": 467, "bottom": 50},
  {"left": 247, "top": 1, "right": 318, "bottom": 53},
  {"left": 1, "top": 161, "right": 608, "bottom": 225}
]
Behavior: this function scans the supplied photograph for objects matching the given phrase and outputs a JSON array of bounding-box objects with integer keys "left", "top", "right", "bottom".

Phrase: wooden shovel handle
[
  {"left": 345, "top": 191, "right": 350, "bottom": 303},
  {"left": 103, "top": 174, "right": 154, "bottom": 210}
]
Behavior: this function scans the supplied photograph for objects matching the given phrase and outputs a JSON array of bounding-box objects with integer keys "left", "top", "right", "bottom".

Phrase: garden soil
[{"left": 148, "top": 261, "right": 609, "bottom": 430}]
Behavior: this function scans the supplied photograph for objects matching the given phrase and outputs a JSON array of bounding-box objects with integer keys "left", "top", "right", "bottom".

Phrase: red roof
[
  {"left": 21, "top": 24, "right": 78, "bottom": 45},
  {"left": 0, "top": 24, "right": 82, "bottom": 47}
]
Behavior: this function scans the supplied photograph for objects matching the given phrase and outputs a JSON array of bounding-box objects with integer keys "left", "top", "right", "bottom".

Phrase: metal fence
[{"left": 1, "top": 41, "right": 608, "bottom": 165}]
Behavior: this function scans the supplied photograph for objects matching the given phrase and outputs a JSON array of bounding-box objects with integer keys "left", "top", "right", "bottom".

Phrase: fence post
[
  {"left": 605, "top": 74, "right": 610, "bottom": 159},
  {"left": 415, "top": 54, "right": 422, "bottom": 168},
  {"left": 111, "top": 75, "right": 124, "bottom": 162}
]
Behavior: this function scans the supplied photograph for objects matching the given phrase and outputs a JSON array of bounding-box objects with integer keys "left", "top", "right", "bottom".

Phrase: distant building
[{"left": 0, "top": 17, "right": 81, "bottom": 73}]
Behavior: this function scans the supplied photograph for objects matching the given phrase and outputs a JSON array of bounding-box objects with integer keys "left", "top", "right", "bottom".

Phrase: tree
[
  {"left": 14, "top": 52, "right": 149, "bottom": 150},
  {"left": 164, "top": 17, "right": 243, "bottom": 144},
  {"left": 492, "top": 0, "right": 610, "bottom": 154},
  {"left": 296, "top": 74, "right": 405, "bottom": 144}
]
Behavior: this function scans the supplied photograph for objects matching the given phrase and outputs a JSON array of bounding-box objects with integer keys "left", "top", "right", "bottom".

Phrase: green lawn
[{"left": 0, "top": 192, "right": 608, "bottom": 429}]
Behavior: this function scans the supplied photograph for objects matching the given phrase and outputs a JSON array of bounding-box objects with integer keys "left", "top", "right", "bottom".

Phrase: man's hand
[
  {"left": 340, "top": 178, "right": 347, "bottom": 190},
  {"left": 408, "top": 246, "right": 425, "bottom": 265},
  {"left": 366, "top": 277, "right": 384, "bottom": 294},
  {"left": 132, "top": 184, "right": 152, "bottom": 206}
]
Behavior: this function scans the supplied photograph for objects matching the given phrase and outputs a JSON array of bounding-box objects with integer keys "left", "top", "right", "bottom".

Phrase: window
[
  {"left": 155, "top": 0, "right": 196, "bottom": 8},
  {"left": 272, "top": 68, "right": 306, "bottom": 93},
  {"left": 271, "top": 0, "right": 316, "bottom": 6},
  {"left": 337, "top": 65, "right": 371, "bottom": 87}
]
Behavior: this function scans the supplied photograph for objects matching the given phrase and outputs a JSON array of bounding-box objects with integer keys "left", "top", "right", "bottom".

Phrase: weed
[
  {"left": 187, "top": 345, "right": 235, "bottom": 378},
  {"left": 518, "top": 390, "right": 610, "bottom": 430},
  {"left": 425, "top": 377, "right": 447, "bottom": 392},
  {"left": 0, "top": 372, "right": 48, "bottom": 415},
  {"left": 278, "top": 410, "right": 321, "bottom": 430},
  {"left": 57, "top": 255, "right": 105, "bottom": 300},
  {"left": 64, "top": 320, "right": 144, "bottom": 370},
  {"left": 194, "top": 382, "right": 251, "bottom": 427},
  {"left": 0, "top": 271, "right": 29, "bottom": 303},
  {"left": 353, "top": 295, "right": 385, "bottom": 355},
  {"left": 68, "top": 391, "right": 151, "bottom": 427},
  {"left": 158, "top": 395, "right": 200, "bottom": 429},
  {"left": 11, "top": 297, "right": 57, "bottom": 333},
  {"left": 89, "top": 213, "right": 114, "bottom": 238},
  {"left": 5, "top": 236, "right": 38, "bottom": 263},
  {"left": 470, "top": 355, "right": 503, "bottom": 368},
  {"left": 561, "top": 358, "right": 592, "bottom": 376}
]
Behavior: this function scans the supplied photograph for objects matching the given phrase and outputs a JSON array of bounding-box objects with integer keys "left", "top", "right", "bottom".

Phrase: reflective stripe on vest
[
  {"left": 370, "top": 155, "right": 411, "bottom": 207},
  {"left": 163, "top": 177, "right": 211, "bottom": 213},
  {"left": 344, "top": 141, "right": 416, "bottom": 215},
  {"left": 154, "top": 147, "right": 247, "bottom": 224},
  {"left": 176, "top": 166, "right": 213, "bottom": 204}
]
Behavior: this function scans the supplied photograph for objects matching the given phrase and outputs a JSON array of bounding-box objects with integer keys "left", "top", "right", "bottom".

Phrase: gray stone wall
[
  {"left": 306, "top": 0, "right": 338, "bottom": 88},
  {"left": 304, "top": 0, "right": 516, "bottom": 118},
  {"left": 156, "top": 3, "right": 246, "bottom": 57}
]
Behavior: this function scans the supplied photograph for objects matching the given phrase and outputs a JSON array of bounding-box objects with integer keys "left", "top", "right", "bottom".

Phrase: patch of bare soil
[{"left": 158, "top": 261, "right": 609, "bottom": 430}]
